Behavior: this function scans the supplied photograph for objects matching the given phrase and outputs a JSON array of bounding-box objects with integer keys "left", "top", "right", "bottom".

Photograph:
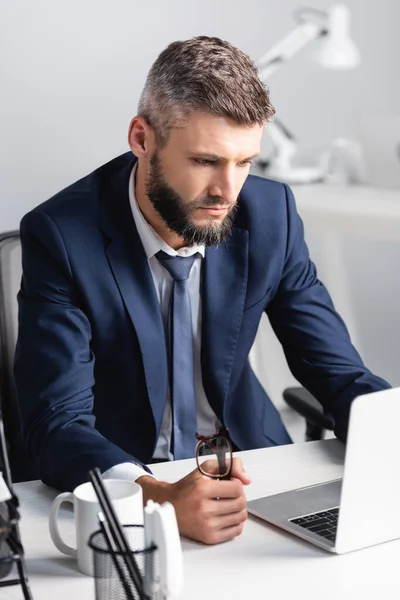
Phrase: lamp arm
[
  {"left": 257, "top": 21, "right": 324, "bottom": 80},
  {"left": 266, "top": 120, "right": 297, "bottom": 168}
]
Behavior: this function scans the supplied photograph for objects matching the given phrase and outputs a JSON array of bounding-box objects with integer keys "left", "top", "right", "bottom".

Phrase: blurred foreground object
[{"left": 0, "top": 410, "right": 33, "bottom": 598}]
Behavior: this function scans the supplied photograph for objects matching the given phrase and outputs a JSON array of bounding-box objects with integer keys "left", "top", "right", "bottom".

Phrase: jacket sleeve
[
  {"left": 14, "top": 209, "right": 151, "bottom": 491},
  {"left": 266, "top": 184, "right": 391, "bottom": 442}
]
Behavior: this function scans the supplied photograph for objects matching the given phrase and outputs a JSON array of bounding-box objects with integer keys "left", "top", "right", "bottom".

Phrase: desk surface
[
  {"left": 291, "top": 184, "right": 400, "bottom": 239},
  {"left": 4, "top": 439, "right": 400, "bottom": 600}
]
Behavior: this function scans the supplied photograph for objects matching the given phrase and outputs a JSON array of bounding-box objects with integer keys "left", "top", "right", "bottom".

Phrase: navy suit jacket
[{"left": 14, "top": 152, "right": 390, "bottom": 491}]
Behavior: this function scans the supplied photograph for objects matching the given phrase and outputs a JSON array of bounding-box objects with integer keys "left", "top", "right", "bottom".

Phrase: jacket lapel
[
  {"left": 201, "top": 227, "right": 249, "bottom": 421},
  {"left": 99, "top": 155, "right": 168, "bottom": 435}
]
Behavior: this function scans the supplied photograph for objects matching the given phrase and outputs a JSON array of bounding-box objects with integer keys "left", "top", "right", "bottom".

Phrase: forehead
[{"left": 166, "top": 111, "right": 264, "bottom": 159}]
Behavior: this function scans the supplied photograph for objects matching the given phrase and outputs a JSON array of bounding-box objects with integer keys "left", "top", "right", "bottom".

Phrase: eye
[
  {"left": 238, "top": 160, "right": 253, "bottom": 167},
  {"left": 193, "top": 158, "right": 215, "bottom": 166}
]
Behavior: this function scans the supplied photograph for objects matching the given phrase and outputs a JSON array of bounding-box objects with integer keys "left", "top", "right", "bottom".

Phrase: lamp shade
[{"left": 313, "top": 4, "right": 361, "bottom": 69}]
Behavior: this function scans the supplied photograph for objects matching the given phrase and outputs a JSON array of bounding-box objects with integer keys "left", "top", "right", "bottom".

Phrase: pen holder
[{"left": 89, "top": 525, "right": 164, "bottom": 600}]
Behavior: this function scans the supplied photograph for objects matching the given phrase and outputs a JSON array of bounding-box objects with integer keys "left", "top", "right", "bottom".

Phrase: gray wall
[{"left": 1, "top": 0, "right": 399, "bottom": 230}]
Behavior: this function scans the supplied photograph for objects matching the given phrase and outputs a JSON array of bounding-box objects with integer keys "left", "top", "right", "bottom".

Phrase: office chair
[
  {"left": 282, "top": 386, "right": 335, "bottom": 441},
  {"left": 0, "top": 231, "right": 38, "bottom": 482}
]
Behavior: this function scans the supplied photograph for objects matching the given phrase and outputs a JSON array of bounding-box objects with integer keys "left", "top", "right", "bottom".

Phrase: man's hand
[{"left": 137, "top": 458, "right": 251, "bottom": 544}]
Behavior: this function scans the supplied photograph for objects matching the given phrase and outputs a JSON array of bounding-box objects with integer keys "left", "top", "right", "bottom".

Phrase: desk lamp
[{"left": 256, "top": 4, "right": 361, "bottom": 183}]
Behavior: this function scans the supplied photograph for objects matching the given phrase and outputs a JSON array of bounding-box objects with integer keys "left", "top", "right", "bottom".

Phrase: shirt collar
[{"left": 128, "top": 165, "right": 205, "bottom": 259}]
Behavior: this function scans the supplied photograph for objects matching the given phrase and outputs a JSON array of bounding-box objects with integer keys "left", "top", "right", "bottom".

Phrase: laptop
[{"left": 247, "top": 387, "right": 400, "bottom": 554}]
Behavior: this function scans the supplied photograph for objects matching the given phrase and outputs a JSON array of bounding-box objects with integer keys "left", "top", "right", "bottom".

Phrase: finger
[
  {"left": 213, "top": 522, "right": 245, "bottom": 544},
  {"left": 212, "top": 508, "right": 248, "bottom": 530},
  {"left": 230, "top": 458, "right": 251, "bottom": 485},
  {"left": 206, "top": 494, "right": 247, "bottom": 517},
  {"left": 204, "top": 479, "right": 243, "bottom": 499}
]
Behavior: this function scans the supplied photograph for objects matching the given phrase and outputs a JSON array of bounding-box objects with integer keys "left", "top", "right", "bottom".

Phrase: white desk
[
  {"left": 292, "top": 184, "right": 400, "bottom": 239},
  {"left": 4, "top": 440, "right": 400, "bottom": 599}
]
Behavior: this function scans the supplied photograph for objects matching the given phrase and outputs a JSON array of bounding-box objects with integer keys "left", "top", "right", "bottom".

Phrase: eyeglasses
[{"left": 195, "top": 427, "right": 233, "bottom": 480}]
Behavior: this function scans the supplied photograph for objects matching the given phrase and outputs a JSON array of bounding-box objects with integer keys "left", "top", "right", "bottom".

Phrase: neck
[{"left": 135, "top": 160, "right": 188, "bottom": 250}]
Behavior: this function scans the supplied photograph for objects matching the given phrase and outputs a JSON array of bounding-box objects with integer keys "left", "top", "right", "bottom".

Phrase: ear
[{"left": 128, "top": 116, "right": 156, "bottom": 157}]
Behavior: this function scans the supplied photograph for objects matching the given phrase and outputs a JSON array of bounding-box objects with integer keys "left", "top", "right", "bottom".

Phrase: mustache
[{"left": 190, "top": 196, "right": 237, "bottom": 209}]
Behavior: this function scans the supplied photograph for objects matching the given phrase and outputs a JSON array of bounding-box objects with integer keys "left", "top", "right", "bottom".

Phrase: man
[{"left": 14, "top": 36, "right": 390, "bottom": 545}]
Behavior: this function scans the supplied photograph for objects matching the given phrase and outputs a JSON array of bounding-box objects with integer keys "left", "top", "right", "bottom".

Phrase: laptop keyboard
[{"left": 290, "top": 507, "right": 339, "bottom": 542}]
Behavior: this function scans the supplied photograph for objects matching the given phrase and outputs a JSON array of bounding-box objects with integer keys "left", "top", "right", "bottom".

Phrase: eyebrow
[{"left": 188, "top": 152, "right": 260, "bottom": 162}]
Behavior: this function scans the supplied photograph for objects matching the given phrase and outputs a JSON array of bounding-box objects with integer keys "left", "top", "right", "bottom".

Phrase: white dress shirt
[{"left": 104, "top": 165, "right": 221, "bottom": 482}]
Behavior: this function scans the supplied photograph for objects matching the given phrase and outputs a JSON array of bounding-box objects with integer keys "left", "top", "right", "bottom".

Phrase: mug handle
[{"left": 49, "top": 492, "right": 77, "bottom": 558}]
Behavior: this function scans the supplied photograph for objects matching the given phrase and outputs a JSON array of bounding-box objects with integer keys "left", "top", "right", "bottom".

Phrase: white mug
[{"left": 49, "top": 479, "right": 143, "bottom": 576}]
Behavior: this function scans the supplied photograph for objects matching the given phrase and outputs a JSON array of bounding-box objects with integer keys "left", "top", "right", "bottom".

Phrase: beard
[{"left": 145, "top": 152, "right": 238, "bottom": 247}]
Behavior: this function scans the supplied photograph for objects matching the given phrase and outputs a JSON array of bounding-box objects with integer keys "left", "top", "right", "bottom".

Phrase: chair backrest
[
  {"left": 0, "top": 232, "right": 20, "bottom": 395},
  {"left": 0, "top": 232, "right": 38, "bottom": 482}
]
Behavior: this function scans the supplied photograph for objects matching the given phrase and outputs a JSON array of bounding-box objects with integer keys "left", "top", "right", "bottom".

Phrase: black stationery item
[
  {"left": 0, "top": 410, "right": 33, "bottom": 599},
  {"left": 88, "top": 468, "right": 147, "bottom": 600},
  {"left": 97, "top": 511, "right": 135, "bottom": 600},
  {"left": 0, "top": 503, "right": 12, "bottom": 580}
]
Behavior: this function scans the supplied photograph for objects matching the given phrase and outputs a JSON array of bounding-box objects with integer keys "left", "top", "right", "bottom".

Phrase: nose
[{"left": 208, "top": 166, "right": 239, "bottom": 206}]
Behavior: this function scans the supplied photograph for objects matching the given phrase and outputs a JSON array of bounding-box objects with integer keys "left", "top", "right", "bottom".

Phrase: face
[{"left": 145, "top": 112, "right": 263, "bottom": 246}]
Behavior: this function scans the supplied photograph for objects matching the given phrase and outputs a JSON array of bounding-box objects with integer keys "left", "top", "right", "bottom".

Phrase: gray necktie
[{"left": 156, "top": 250, "right": 198, "bottom": 459}]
